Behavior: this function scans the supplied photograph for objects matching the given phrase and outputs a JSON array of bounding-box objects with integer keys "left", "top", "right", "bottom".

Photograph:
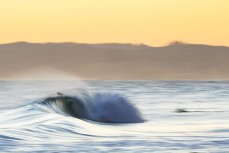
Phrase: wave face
[{"left": 37, "top": 90, "right": 144, "bottom": 123}]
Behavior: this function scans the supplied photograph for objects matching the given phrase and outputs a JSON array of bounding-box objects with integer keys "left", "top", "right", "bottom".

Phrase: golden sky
[{"left": 0, "top": 0, "right": 229, "bottom": 46}]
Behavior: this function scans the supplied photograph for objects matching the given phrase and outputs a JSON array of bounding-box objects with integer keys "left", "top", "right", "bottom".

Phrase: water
[{"left": 0, "top": 80, "right": 229, "bottom": 153}]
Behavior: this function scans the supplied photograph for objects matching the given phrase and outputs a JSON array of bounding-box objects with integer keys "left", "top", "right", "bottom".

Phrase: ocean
[{"left": 0, "top": 80, "right": 229, "bottom": 153}]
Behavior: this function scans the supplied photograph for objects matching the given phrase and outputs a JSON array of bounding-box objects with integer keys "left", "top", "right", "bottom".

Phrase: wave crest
[{"left": 38, "top": 90, "right": 144, "bottom": 123}]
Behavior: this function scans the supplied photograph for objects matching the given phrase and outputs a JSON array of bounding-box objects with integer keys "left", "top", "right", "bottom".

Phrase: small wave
[{"left": 36, "top": 90, "right": 144, "bottom": 123}]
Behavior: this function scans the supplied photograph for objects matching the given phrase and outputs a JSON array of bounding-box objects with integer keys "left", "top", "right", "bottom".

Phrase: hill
[{"left": 0, "top": 42, "right": 229, "bottom": 80}]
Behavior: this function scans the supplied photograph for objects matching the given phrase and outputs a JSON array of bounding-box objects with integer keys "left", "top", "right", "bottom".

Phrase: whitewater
[{"left": 0, "top": 80, "right": 229, "bottom": 153}]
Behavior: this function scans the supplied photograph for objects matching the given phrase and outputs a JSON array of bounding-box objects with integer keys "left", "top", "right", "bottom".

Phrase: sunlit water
[{"left": 0, "top": 81, "right": 229, "bottom": 153}]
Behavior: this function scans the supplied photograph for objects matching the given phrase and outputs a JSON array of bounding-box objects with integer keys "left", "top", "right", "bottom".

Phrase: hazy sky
[{"left": 0, "top": 0, "right": 228, "bottom": 46}]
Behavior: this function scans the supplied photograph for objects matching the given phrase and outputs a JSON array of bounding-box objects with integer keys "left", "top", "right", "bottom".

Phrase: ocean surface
[{"left": 0, "top": 80, "right": 229, "bottom": 153}]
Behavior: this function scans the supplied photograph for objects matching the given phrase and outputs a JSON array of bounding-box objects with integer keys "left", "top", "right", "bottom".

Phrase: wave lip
[
  {"left": 92, "top": 93, "right": 144, "bottom": 123},
  {"left": 38, "top": 91, "right": 144, "bottom": 124}
]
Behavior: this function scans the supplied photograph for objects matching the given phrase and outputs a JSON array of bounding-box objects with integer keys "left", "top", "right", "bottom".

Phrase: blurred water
[{"left": 0, "top": 80, "right": 229, "bottom": 153}]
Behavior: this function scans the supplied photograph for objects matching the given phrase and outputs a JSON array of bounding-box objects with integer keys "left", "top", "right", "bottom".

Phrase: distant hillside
[{"left": 0, "top": 42, "right": 229, "bottom": 80}]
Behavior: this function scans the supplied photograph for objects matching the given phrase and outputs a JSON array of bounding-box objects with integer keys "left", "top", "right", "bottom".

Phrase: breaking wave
[{"left": 36, "top": 89, "right": 144, "bottom": 123}]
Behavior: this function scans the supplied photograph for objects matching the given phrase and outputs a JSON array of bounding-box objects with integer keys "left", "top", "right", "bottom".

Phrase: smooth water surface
[{"left": 0, "top": 80, "right": 229, "bottom": 153}]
